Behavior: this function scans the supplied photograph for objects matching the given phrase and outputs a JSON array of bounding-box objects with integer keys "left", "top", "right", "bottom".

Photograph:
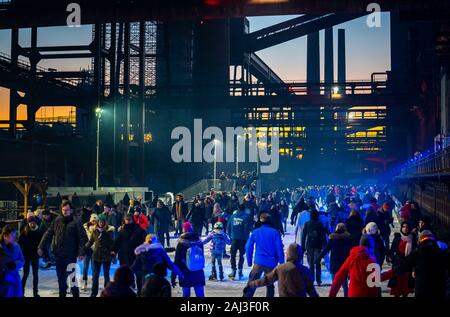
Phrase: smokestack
[
  {"left": 338, "top": 28, "right": 346, "bottom": 94},
  {"left": 307, "top": 31, "right": 320, "bottom": 95},
  {"left": 324, "top": 27, "right": 334, "bottom": 95}
]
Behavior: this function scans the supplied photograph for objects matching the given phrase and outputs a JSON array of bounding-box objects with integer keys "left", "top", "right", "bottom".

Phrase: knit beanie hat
[
  {"left": 365, "top": 222, "right": 378, "bottom": 235},
  {"left": 182, "top": 221, "right": 193, "bottom": 233}
]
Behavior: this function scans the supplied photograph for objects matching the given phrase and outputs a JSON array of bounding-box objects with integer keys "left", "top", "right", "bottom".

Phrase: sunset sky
[{"left": 0, "top": 13, "right": 390, "bottom": 121}]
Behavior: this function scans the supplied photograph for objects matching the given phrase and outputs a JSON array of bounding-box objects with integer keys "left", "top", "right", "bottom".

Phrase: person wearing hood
[
  {"left": 18, "top": 215, "right": 43, "bottom": 297},
  {"left": 171, "top": 222, "right": 205, "bottom": 297},
  {"left": 151, "top": 200, "right": 172, "bottom": 248},
  {"left": 203, "top": 222, "right": 231, "bottom": 281},
  {"left": 418, "top": 215, "right": 434, "bottom": 234},
  {"left": 114, "top": 213, "right": 147, "bottom": 267},
  {"left": 329, "top": 245, "right": 394, "bottom": 297},
  {"left": 100, "top": 265, "right": 136, "bottom": 297},
  {"left": 360, "top": 222, "right": 389, "bottom": 266},
  {"left": 85, "top": 214, "right": 115, "bottom": 297},
  {"left": 131, "top": 234, "right": 183, "bottom": 295},
  {"left": 388, "top": 221, "right": 416, "bottom": 297},
  {"left": 301, "top": 210, "right": 327, "bottom": 286},
  {"left": 345, "top": 210, "right": 365, "bottom": 247},
  {"left": 82, "top": 213, "right": 98, "bottom": 291},
  {"left": 244, "top": 243, "right": 319, "bottom": 297},
  {"left": 244, "top": 213, "right": 285, "bottom": 297},
  {"left": 396, "top": 230, "right": 450, "bottom": 297},
  {"left": 316, "top": 223, "right": 352, "bottom": 297},
  {"left": 0, "top": 225, "right": 24, "bottom": 297},
  {"left": 294, "top": 207, "right": 311, "bottom": 244},
  {"left": 38, "top": 200, "right": 87, "bottom": 298}
]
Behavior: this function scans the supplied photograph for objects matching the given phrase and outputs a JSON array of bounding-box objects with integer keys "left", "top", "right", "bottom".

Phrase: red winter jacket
[
  {"left": 329, "top": 246, "right": 393, "bottom": 297},
  {"left": 400, "top": 204, "right": 412, "bottom": 221},
  {"left": 134, "top": 213, "right": 150, "bottom": 231}
]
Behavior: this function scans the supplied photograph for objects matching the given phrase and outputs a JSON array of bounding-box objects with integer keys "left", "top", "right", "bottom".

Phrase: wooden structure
[{"left": 0, "top": 176, "right": 48, "bottom": 218}]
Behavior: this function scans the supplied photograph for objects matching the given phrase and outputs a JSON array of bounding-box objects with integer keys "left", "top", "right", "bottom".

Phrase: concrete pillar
[
  {"left": 324, "top": 27, "right": 334, "bottom": 95},
  {"left": 307, "top": 31, "right": 320, "bottom": 95},
  {"left": 337, "top": 29, "right": 346, "bottom": 94}
]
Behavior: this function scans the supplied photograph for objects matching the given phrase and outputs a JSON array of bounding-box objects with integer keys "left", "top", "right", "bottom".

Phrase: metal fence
[{"left": 401, "top": 146, "right": 450, "bottom": 175}]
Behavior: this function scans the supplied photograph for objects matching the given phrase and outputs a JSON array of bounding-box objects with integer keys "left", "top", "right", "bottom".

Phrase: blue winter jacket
[
  {"left": 227, "top": 210, "right": 251, "bottom": 241},
  {"left": 246, "top": 224, "right": 284, "bottom": 268}
]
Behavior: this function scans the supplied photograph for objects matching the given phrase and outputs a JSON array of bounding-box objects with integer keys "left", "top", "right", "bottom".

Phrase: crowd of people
[{"left": 1, "top": 184, "right": 450, "bottom": 298}]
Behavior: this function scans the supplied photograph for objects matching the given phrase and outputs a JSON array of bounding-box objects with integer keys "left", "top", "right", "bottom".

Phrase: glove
[{"left": 6, "top": 262, "right": 16, "bottom": 270}]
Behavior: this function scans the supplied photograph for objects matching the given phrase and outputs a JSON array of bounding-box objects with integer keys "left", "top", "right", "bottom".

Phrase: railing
[
  {"left": 0, "top": 51, "right": 93, "bottom": 88},
  {"left": 401, "top": 146, "right": 450, "bottom": 176},
  {"left": 144, "top": 78, "right": 390, "bottom": 97}
]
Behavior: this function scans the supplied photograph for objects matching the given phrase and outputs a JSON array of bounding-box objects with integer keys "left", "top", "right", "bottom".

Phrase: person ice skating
[
  {"left": 38, "top": 200, "right": 88, "bottom": 298},
  {"left": 360, "top": 222, "right": 389, "bottom": 266},
  {"left": 388, "top": 221, "right": 416, "bottom": 297},
  {"left": 227, "top": 204, "right": 251, "bottom": 280},
  {"left": 187, "top": 198, "right": 207, "bottom": 237},
  {"left": 329, "top": 245, "right": 393, "bottom": 297},
  {"left": 345, "top": 210, "right": 365, "bottom": 247},
  {"left": 203, "top": 222, "right": 231, "bottom": 281},
  {"left": 18, "top": 215, "right": 43, "bottom": 297},
  {"left": 114, "top": 213, "right": 147, "bottom": 266},
  {"left": 301, "top": 210, "right": 327, "bottom": 286},
  {"left": 0, "top": 225, "right": 24, "bottom": 297},
  {"left": 82, "top": 213, "right": 97, "bottom": 291},
  {"left": 131, "top": 234, "right": 183, "bottom": 295},
  {"left": 171, "top": 222, "right": 205, "bottom": 297},
  {"left": 100, "top": 265, "right": 136, "bottom": 297},
  {"left": 141, "top": 262, "right": 172, "bottom": 297},
  {"left": 244, "top": 243, "right": 319, "bottom": 297},
  {"left": 172, "top": 193, "right": 189, "bottom": 237},
  {"left": 396, "top": 230, "right": 450, "bottom": 298},
  {"left": 151, "top": 200, "right": 172, "bottom": 248},
  {"left": 85, "top": 214, "right": 115, "bottom": 297},
  {"left": 316, "top": 223, "right": 352, "bottom": 296},
  {"left": 244, "top": 213, "right": 284, "bottom": 297}
]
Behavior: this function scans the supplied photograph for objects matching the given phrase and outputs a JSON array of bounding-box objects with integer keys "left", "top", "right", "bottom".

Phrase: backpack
[{"left": 186, "top": 243, "right": 205, "bottom": 271}]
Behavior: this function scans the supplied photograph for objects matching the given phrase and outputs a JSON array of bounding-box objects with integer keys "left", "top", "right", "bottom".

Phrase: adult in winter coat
[
  {"left": 329, "top": 245, "right": 393, "bottom": 297},
  {"left": 0, "top": 225, "right": 24, "bottom": 297},
  {"left": 151, "top": 200, "right": 172, "bottom": 247},
  {"left": 245, "top": 243, "right": 319, "bottom": 298},
  {"left": 187, "top": 199, "right": 207, "bottom": 237},
  {"left": 377, "top": 203, "right": 393, "bottom": 250},
  {"left": 345, "top": 210, "right": 365, "bottom": 247},
  {"left": 226, "top": 204, "right": 252, "bottom": 280},
  {"left": 85, "top": 214, "right": 115, "bottom": 297},
  {"left": 133, "top": 206, "right": 150, "bottom": 232},
  {"left": 82, "top": 213, "right": 97, "bottom": 291},
  {"left": 360, "top": 222, "right": 389, "bottom": 267},
  {"left": 38, "top": 200, "right": 88, "bottom": 297},
  {"left": 294, "top": 208, "right": 310, "bottom": 244},
  {"left": 100, "top": 265, "right": 136, "bottom": 297},
  {"left": 203, "top": 222, "right": 231, "bottom": 281},
  {"left": 114, "top": 213, "right": 147, "bottom": 266},
  {"left": 244, "top": 213, "right": 285, "bottom": 297},
  {"left": 171, "top": 222, "right": 205, "bottom": 297},
  {"left": 397, "top": 230, "right": 450, "bottom": 298},
  {"left": 131, "top": 234, "right": 182, "bottom": 294},
  {"left": 291, "top": 197, "right": 308, "bottom": 226},
  {"left": 279, "top": 200, "right": 289, "bottom": 233},
  {"left": 102, "top": 204, "right": 121, "bottom": 237},
  {"left": 172, "top": 194, "right": 189, "bottom": 237},
  {"left": 301, "top": 210, "right": 327, "bottom": 285},
  {"left": 316, "top": 223, "right": 352, "bottom": 297},
  {"left": 18, "top": 215, "right": 44, "bottom": 297},
  {"left": 388, "top": 221, "right": 416, "bottom": 297}
]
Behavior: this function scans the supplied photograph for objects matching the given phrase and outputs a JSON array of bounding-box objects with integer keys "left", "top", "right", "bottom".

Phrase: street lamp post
[
  {"left": 95, "top": 106, "right": 103, "bottom": 190},
  {"left": 236, "top": 135, "right": 241, "bottom": 175}
]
